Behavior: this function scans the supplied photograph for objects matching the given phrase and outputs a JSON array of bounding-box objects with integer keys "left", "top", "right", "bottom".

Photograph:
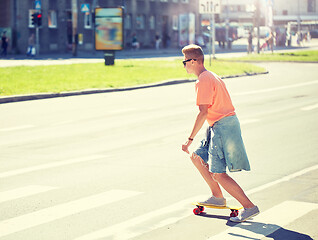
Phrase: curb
[{"left": 0, "top": 71, "right": 269, "bottom": 104}]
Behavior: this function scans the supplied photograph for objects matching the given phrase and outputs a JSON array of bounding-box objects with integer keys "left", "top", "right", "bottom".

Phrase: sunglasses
[{"left": 183, "top": 58, "right": 197, "bottom": 66}]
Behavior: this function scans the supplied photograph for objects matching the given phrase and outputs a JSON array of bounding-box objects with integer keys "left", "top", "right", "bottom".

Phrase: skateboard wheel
[
  {"left": 230, "top": 210, "right": 239, "bottom": 217},
  {"left": 230, "top": 209, "right": 239, "bottom": 217},
  {"left": 193, "top": 208, "right": 201, "bottom": 215},
  {"left": 198, "top": 206, "right": 204, "bottom": 212},
  {"left": 230, "top": 212, "right": 236, "bottom": 217}
]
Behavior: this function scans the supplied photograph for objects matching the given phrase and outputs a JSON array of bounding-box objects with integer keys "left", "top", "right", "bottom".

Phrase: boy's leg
[
  {"left": 213, "top": 173, "right": 260, "bottom": 222},
  {"left": 190, "top": 153, "right": 223, "bottom": 198},
  {"left": 212, "top": 173, "right": 254, "bottom": 208}
]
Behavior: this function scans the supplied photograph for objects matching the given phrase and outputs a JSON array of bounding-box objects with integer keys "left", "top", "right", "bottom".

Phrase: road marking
[
  {"left": 75, "top": 164, "right": 318, "bottom": 240},
  {"left": 0, "top": 189, "right": 142, "bottom": 238},
  {"left": 208, "top": 201, "right": 318, "bottom": 240},
  {"left": 74, "top": 195, "right": 207, "bottom": 240},
  {"left": 0, "top": 155, "right": 106, "bottom": 179},
  {"left": 246, "top": 164, "right": 318, "bottom": 196},
  {"left": 0, "top": 185, "right": 58, "bottom": 203},
  {"left": 233, "top": 80, "right": 318, "bottom": 96},
  {"left": 0, "top": 125, "right": 34, "bottom": 132},
  {"left": 301, "top": 103, "right": 318, "bottom": 111}
]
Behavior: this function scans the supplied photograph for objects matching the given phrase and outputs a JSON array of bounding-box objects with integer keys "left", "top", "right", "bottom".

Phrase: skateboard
[{"left": 192, "top": 202, "right": 243, "bottom": 217}]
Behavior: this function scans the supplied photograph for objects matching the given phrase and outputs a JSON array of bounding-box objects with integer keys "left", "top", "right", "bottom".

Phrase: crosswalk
[
  {"left": 1, "top": 163, "right": 317, "bottom": 240},
  {"left": 0, "top": 189, "right": 141, "bottom": 238},
  {"left": 208, "top": 201, "right": 318, "bottom": 240},
  {"left": 0, "top": 185, "right": 57, "bottom": 204}
]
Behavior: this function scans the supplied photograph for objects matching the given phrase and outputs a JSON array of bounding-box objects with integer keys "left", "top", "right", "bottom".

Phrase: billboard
[
  {"left": 189, "top": 13, "right": 195, "bottom": 44},
  {"left": 179, "top": 14, "right": 188, "bottom": 47},
  {"left": 95, "top": 8, "right": 123, "bottom": 50},
  {"left": 179, "top": 14, "right": 196, "bottom": 47}
]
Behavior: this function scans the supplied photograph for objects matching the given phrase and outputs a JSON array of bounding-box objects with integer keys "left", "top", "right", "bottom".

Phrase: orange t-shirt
[{"left": 195, "top": 71, "right": 235, "bottom": 126}]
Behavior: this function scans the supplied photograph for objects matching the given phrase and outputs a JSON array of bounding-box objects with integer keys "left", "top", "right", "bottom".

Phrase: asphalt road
[{"left": 0, "top": 62, "right": 317, "bottom": 240}]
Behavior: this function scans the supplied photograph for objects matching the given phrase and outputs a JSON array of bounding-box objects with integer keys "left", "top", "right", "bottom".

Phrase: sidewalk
[{"left": 1, "top": 38, "right": 317, "bottom": 64}]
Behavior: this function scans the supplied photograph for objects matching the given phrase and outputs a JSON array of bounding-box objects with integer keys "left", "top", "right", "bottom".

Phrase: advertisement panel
[
  {"left": 95, "top": 8, "right": 123, "bottom": 50},
  {"left": 179, "top": 13, "right": 196, "bottom": 47},
  {"left": 179, "top": 14, "right": 188, "bottom": 47},
  {"left": 189, "top": 13, "right": 195, "bottom": 44}
]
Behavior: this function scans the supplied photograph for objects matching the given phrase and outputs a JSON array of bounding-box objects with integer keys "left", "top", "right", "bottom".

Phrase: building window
[
  {"left": 124, "top": 14, "right": 131, "bottom": 29},
  {"left": 149, "top": 15, "right": 155, "bottom": 30},
  {"left": 172, "top": 15, "right": 178, "bottom": 30},
  {"left": 84, "top": 12, "right": 92, "bottom": 29},
  {"left": 136, "top": 14, "right": 145, "bottom": 29},
  {"left": 48, "top": 10, "right": 57, "bottom": 28},
  {"left": 308, "top": 0, "right": 316, "bottom": 12}
]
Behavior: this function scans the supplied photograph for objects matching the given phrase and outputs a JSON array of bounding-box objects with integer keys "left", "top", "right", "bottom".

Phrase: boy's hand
[{"left": 182, "top": 140, "right": 192, "bottom": 154}]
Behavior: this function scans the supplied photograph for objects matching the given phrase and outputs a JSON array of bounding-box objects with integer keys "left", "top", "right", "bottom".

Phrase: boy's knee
[
  {"left": 190, "top": 153, "right": 200, "bottom": 163},
  {"left": 190, "top": 153, "right": 209, "bottom": 169},
  {"left": 212, "top": 172, "right": 226, "bottom": 182}
]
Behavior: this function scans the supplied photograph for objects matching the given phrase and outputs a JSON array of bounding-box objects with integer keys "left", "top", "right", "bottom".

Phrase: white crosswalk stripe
[
  {"left": 0, "top": 185, "right": 58, "bottom": 203},
  {"left": 301, "top": 103, "right": 318, "bottom": 111},
  {"left": 0, "top": 125, "right": 34, "bottom": 132},
  {"left": 0, "top": 155, "right": 106, "bottom": 179},
  {"left": 0, "top": 189, "right": 142, "bottom": 238}
]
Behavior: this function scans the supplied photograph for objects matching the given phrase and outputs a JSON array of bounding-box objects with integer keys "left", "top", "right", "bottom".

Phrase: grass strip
[
  {"left": 220, "top": 50, "right": 318, "bottom": 62},
  {"left": 0, "top": 59, "right": 265, "bottom": 96}
]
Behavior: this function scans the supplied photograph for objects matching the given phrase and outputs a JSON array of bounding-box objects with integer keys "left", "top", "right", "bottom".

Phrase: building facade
[
  {"left": 1, "top": 0, "right": 317, "bottom": 55},
  {"left": 0, "top": 0, "right": 203, "bottom": 54},
  {"left": 273, "top": 0, "right": 318, "bottom": 25}
]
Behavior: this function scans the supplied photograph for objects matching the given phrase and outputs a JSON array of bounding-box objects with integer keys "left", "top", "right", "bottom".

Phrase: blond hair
[{"left": 182, "top": 44, "right": 204, "bottom": 64}]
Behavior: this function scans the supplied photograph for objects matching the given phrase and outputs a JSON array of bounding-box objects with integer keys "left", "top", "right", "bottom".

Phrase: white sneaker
[
  {"left": 198, "top": 196, "right": 226, "bottom": 207},
  {"left": 230, "top": 206, "right": 260, "bottom": 222}
]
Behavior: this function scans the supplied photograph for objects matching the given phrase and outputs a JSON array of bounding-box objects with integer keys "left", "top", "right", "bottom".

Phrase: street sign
[
  {"left": 199, "top": 0, "right": 221, "bottom": 14},
  {"left": 35, "top": 0, "right": 41, "bottom": 10},
  {"left": 81, "top": 4, "right": 90, "bottom": 13}
]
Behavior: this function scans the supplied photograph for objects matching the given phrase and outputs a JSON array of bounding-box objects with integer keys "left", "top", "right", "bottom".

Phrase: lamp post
[{"left": 297, "top": 0, "right": 301, "bottom": 33}]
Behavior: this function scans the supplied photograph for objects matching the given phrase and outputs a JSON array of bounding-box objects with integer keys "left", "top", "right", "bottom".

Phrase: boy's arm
[{"left": 182, "top": 104, "right": 209, "bottom": 154}]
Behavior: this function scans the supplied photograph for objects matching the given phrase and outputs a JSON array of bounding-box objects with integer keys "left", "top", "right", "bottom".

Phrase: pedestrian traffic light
[
  {"left": 37, "top": 13, "right": 42, "bottom": 26},
  {"left": 31, "top": 13, "right": 37, "bottom": 26}
]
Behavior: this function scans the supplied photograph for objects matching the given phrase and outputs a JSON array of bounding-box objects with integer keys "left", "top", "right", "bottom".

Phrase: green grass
[
  {"left": 0, "top": 59, "right": 265, "bottom": 96},
  {"left": 220, "top": 50, "right": 318, "bottom": 62}
]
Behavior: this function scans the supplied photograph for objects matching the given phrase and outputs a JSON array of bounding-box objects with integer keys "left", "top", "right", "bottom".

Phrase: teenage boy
[{"left": 181, "top": 44, "right": 259, "bottom": 222}]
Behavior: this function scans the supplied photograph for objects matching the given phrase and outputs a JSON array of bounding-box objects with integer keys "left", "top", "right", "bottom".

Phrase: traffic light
[
  {"left": 37, "top": 13, "right": 42, "bottom": 26},
  {"left": 32, "top": 13, "right": 37, "bottom": 26}
]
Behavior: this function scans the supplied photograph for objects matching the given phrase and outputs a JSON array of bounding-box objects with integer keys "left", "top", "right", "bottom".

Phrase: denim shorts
[{"left": 194, "top": 115, "right": 251, "bottom": 173}]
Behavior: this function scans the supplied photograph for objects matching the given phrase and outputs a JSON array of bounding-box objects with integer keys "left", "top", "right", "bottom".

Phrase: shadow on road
[
  {"left": 226, "top": 220, "right": 313, "bottom": 240},
  {"left": 196, "top": 213, "right": 312, "bottom": 239}
]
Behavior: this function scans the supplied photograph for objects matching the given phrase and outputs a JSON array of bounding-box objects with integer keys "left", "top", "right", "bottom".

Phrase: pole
[
  {"left": 92, "top": 0, "right": 98, "bottom": 53},
  {"left": 256, "top": 0, "right": 260, "bottom": 54},
  {"left": 212, "top": 10, "right": 215, "bottom": 60},
  {"left": 297, "top": 0, "right": 301, "bottom": 33},
  {"left": 209, "top": 3, "right": 216, "bottom": 66},
  {"left": 225, "top": 0, "right": 229, "bottom": 48},
  {"left": 209, "top": 14, "right": 212, "bottom": 66},
  {"left": 72, "top": 0, "right": 78, "bottom": 56},
  {"left": 36, "top": 26, "right": 39, "bottom": 55}
]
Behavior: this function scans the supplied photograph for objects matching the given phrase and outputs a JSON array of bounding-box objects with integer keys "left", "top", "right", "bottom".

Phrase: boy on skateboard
[{"left": 181, "top": 44, "right": 259, "bottom": 222}]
